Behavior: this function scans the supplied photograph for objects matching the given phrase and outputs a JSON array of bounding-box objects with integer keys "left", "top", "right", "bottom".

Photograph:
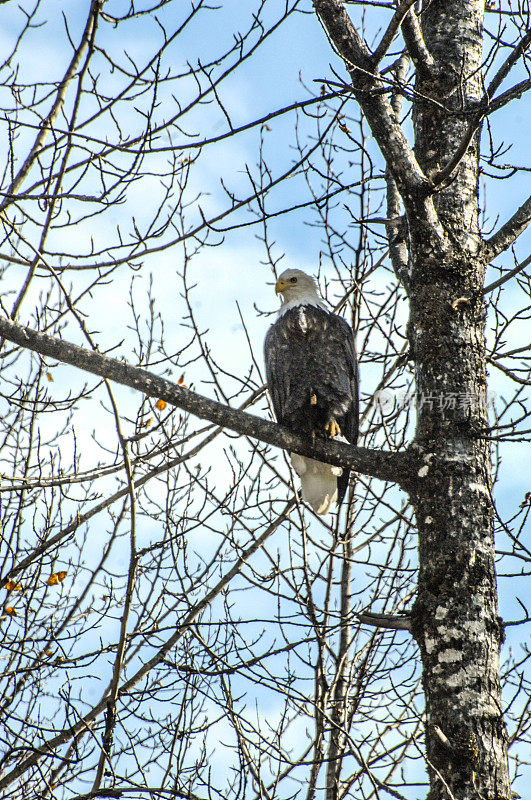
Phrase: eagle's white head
[{"left": 275, "top": 269, "right": 326, "bottom": 315}]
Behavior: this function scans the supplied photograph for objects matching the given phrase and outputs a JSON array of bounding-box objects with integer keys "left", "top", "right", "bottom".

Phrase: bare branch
[
  {"left": 0, "top": 0, "right": 102, "bottom": 214},
  {"left": 357, "top": 611, "right": 412, "bottom": 631},
  {"left": 483, "top": 253, "right": 531, "bottom": 295},
  {"left": 0, "top": 315, "right": 414, "bottom": 487},
  {"left": 485, "top": 28, "right": 531, "bottom": 102},
  {"left": 371, "top": 0, "right": 417, "bottom": 66},
  {"left": 400, "top": 6, "right": 435, "bottom": 77},
  {"left": 428, "top": 116, "right": 482, "bottom": 189},
  {"left": 482, "top": 195, "right": 531, "bottom": 264},
  {"left": 484, "top": 78, "right": 531, "bottom": 116},
  {"left": 314, "top": 1, "right": 426, "bottom": 197},
  {"left": 0, "top": 500, "right": 297, "bottom": 793}
]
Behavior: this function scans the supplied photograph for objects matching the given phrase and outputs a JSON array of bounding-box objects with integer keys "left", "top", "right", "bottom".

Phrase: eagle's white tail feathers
[{"left": 290, "top": 440, "right": 346, "bottom": 515}]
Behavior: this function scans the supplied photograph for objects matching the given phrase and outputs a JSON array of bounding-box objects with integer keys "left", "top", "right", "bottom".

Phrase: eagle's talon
[{"left": 326, "top": 420, "right": 341, "bottom": 438}]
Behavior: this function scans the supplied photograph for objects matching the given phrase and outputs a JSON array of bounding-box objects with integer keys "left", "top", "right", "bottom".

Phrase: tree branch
[
  {"left": 400, "top": 6, "right": 435, "bottom": 78},
  {"left": 0, "top": 499, "right": 297, "bottom": 793},
  {"left": 313, "top": 0, "right": 448, "bottom": 244},
  {"left": 357, "top": 611, "right": 412, "bottom": 631},
  {"left": 427, "top": 115, "right": 482, "bottom": 189},
  {"left": 314, "top": 2, "right": 424, "bottom": 192},
  {"left": 430, "top": 78, "right": 531, "bottom": 191},
  {"left": 371, "top": 0, "right": 418, "bottom": 66},
  {"left": 484, "top": 78, "right": 531, "bottom": 116},
  {"left": 0, "top": 315, "right": 414, "bottom": 489},
  {"left": 0, "top": 0, "right": 102, "bottom": 214},
  {"left": 386, "top": 54, "right": 411, "bottom": 292},
  {"left": 0, "top": 424, "right": 221, "bottom": 589},
  {"left": 484, "top": 27, "right": 531, "bottom": 102},
  {"left": 426, "top": 79, "right": 531, "bottom": 192},
  {"left": 481, "top": 194, "right": 531, "bottom": 264},
  {"left": 483, "top": 253, "right": 531, "bottom": 295}
]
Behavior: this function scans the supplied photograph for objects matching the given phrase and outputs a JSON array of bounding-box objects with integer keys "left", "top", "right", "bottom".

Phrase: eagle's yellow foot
[
  {"left": 325, "top": 420, "right": 341, "bottom": 438},
  {"left": 309, "top": 393, "right": 317, "bottom": 405}
]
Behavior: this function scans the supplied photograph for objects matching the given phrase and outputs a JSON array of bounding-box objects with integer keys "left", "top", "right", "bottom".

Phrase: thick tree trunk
[
  {"left": 313, "top": 1, "right": 511, "bottom": 797},
  {"left": 409, "top": 2, "right": 510, "bottom": 798}
]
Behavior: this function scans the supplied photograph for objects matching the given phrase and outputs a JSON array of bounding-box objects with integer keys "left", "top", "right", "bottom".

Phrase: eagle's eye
[{"left": 289, "top": 277, "right": 297, "bottom": 283}]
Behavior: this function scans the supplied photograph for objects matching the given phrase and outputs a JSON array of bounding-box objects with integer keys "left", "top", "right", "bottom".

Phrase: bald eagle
[{"left": 264, "top": 269, "right": 358, "bottom": 514}]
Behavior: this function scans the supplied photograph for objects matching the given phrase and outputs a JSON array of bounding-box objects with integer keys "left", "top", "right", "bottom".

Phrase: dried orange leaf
[
  {"left": 5, "top": 581, "right": 22, "bottom": 592},
  {"left": 155, "top": 399, "right": 167, "bottom": 411},
  {"left": 5, "top": 607, "right": 17, "bottom": 616},
  {"left": 46, "top": 372, "right": 54, "bottom": 382},
  {"left": 142, "top": 416, "right": 154, "bottom": 429},
  {"left": 56, "top": 571, "right": 68, "bottom": 582},
  {"left": 47, "top": 574, "right": 60, "bottom": 586}
]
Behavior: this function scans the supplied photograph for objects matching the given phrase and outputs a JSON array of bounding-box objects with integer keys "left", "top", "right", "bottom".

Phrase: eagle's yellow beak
[{"left": 275, "top": 278, "right": 288, "bottom": 294}]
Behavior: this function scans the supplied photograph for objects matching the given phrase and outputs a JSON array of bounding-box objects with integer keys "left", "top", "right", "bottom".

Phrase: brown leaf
[
  {"left": 155, "top": 399, "right": 167, "bottom": 411},
  {"left": 5, "top": 581, "right": 22, "bottom": 592}
]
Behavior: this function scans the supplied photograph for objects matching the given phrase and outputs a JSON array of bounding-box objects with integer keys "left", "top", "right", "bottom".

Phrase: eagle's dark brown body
[{"left": 264, "top": 303, "right": 358, "bottom": 506}]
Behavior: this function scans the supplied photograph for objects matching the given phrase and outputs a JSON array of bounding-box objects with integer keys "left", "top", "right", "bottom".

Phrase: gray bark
[
  {"left": 410, "top": 2, "right": 509, "bottom": 798},
  {"left": 314, "top": 1, "right": 511, "bottom": 797}
]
